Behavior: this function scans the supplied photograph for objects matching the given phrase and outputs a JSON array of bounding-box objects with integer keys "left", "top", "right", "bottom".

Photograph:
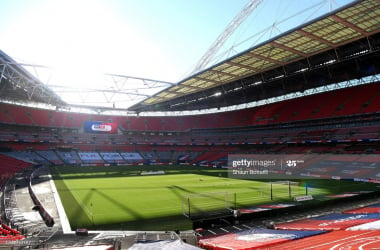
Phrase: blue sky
[{"left": 0, "top": 0, "right": 354, "bottom": 108}]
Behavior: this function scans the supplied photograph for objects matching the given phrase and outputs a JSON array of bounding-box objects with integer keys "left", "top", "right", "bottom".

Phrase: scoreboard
[{"left": 84, "top": 121, "right": 118, "bottom": 134}]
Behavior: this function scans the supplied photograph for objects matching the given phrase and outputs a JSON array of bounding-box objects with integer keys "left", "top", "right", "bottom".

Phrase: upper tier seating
[{"left": 1, "top": 83, "right": 379, "bottom": 132}]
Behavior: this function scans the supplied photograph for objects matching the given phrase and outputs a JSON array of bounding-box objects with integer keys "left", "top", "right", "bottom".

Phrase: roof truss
[
  {"left": 136, "top": 0, "right": 380, "bottom": 109},
  {"left": 0, "top": 52, "right": 65, "bottom": 106}
]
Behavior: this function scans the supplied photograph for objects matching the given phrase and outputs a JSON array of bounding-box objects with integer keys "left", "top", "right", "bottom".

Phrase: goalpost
[
  {"left": 182, "top": 192, "right": 234, "bottom": 218},
  {"left": 259, "top": 180, "right": 304, "bottom": 200},
  {"left": 181, "top": 181, "right": 307, "bottom": 219}
]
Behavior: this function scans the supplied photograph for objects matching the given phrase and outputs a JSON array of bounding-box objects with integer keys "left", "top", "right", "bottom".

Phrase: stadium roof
[
  {"left": 130, "top": 0, "right": 380, "bottom": 112},
  {"left": 1, "top": 0, "right": 380, "bottom": 114},
  {"left": 0, "top": 50, "right": 66, "bottom": 107}
]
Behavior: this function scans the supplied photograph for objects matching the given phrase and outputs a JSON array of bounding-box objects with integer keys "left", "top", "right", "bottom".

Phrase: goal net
[
  {"left": 260, "top": 180, "right": 304, "bottom": 199},
  {"left": 182, "top": 192, "right": 234, "bottom": 218}
]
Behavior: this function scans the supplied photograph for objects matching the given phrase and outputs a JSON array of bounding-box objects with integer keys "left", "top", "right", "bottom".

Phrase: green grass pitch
[{"left": 51, "top": 165, "right": 378, "bottom": 231}]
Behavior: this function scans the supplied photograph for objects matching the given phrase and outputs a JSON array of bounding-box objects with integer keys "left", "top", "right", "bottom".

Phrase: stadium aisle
[
  {"left": 25, "top": 166, "right": 71, "bottom": 232},
  {"left": 14, "top": 173, "right": 44, "bottom": 223}
]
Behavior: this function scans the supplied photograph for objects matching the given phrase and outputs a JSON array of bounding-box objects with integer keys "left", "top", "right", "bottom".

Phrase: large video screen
[{"left": 84, "top": 121, "right": 118, "bottom": 134}]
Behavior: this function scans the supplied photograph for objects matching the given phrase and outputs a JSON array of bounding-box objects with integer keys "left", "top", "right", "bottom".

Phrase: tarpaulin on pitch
[
  {"left": 258, "top": 230, "right": 380, "bottom": 250},
  {"left": 347, "top": 220, "right": 380, "bottom": 230},
  {"left": 344, "top": 203, "right": 380, "bottom": 214},
  {"left": 198, "top": 228, "right": 324, "bottom": 250},
  {"left": 274, "top": 213, "right": 380, "bottom": 231}
]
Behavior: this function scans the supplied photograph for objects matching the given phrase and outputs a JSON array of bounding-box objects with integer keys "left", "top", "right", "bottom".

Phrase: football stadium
[{"left": 1, "top": 0, "right": 380, "bottom": 249}]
